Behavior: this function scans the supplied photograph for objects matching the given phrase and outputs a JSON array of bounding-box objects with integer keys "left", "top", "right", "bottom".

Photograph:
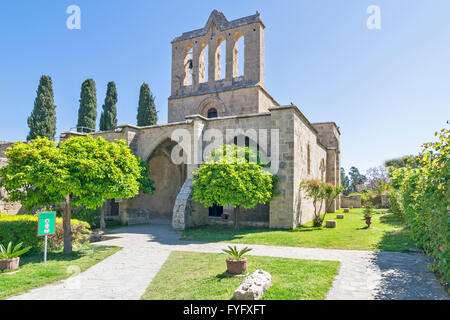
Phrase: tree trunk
[
  {"left": 234, "top": 205, "right": 240, "bottom": 230},
  {"left": 63, "top": 194, "right": 73, "bottom": 254},
  {"left": 100, "top": 207, "right": 106, "bottom": 231}
]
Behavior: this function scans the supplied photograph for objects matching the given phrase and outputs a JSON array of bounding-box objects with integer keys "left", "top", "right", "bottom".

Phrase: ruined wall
[{"left": 341, "top": 195, "right": 362, "bottom": 208}]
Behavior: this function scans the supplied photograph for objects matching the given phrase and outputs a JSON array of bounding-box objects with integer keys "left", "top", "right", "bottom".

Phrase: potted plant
[
  {"left": 0, "top": 241, "right": 32, "bottom": 271},
  {"left": 222, "top": 245, "right": 252, "bottom": 275},
  {"left": 363, "top": 201, "right": 374, "bottom": 228}
]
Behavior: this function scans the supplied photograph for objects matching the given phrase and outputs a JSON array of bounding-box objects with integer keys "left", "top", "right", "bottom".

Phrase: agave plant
[
  {"left": 0, "top": 241, "right": 32, "bottom": 259},
  {"left": 222, "top": 245, "right": 252, "bottom": 260}
]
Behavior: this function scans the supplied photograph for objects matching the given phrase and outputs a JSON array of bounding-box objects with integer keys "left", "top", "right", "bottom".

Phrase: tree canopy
[
  {"left": 0, "top": 136, "right": 152, "bottom": 252},
  {"left": 192, "top": 144, "right": 278, "bottom": 229}
]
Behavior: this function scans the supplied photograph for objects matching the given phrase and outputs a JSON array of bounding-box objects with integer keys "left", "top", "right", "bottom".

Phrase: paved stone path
[{"left": 9, "top": 222, "right": 448, "bottom": 300}]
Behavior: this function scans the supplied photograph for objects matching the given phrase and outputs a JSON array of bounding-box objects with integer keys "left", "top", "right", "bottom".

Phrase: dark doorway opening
[
  {"left": 110, "top": 199, "right": 119, "bottom": 216},
  {"left": 209, "top": 204, "right": 223, "bottom": 217}
]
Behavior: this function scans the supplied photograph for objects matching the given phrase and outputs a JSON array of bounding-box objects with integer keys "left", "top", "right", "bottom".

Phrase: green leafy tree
[
  {"left": 99, "top": 82, "right": 118, "bottom": 131},
  {"left": 301, "top": 180, "right": 344, "bottom": 227},
  {"left": 137, "top": 83, "right": 157, "bottom": 126},
  {"left": 77, "top": 79, "right": 97, "bottom": 133},
  {"left": 27, "top": 75, "right": 57, "bottom": 141},
  {"left": 0, "top": 136, "right": 151, "bottom": 253},
  {"left": 384, "top": 155, "right": 420, "bottom": 169},
  {"left": 192, "top": 144, "right": 277, "bottom": 230},
  {"left": 348, "top": 166, "right": 366, "bottom": 194},
  {"left": 340, "top": 167, "right": 350, "bottom": 195}
]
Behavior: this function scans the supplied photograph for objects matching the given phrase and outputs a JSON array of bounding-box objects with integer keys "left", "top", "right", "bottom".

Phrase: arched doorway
[
  {"left": 148, "top": 139, "right": 186, "bottom": 218},
  {"left": 142, "top": 139, "right": 187, "bottom": 219}
]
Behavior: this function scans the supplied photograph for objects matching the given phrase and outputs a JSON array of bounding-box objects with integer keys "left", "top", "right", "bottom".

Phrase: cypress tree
[
  {"left": 27, "top": 75, "right": 57, "bottom": 141},
  {"left": 137, "top": 83, "right": 157, "bottom": 126},
  {"left": 77, "top": 79, "right": 97, "bottom": 132},
  {"left": 99, "top": 82, "right": 118, "bottom": 131}
]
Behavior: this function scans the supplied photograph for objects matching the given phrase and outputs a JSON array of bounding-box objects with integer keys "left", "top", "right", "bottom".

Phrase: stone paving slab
[{"left": 9, "top": 223, "right": 448, "bottom": 300}]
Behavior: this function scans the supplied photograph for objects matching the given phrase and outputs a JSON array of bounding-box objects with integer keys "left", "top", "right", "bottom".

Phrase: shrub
[
  {"left": 389, "top": 189, "right": 404, "bottom": 221},
  {"left": 0, "top": 214, "right": 90, "bottom": 252},
  {"left": 70, "top": 207, "right": 101, "bottom": 229},
  {"left": 390, "top": 127, "right": 449, "bottom": 286}
]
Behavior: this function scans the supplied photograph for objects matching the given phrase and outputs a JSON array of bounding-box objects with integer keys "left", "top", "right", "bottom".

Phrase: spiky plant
[
  {"left": 222, "top": 245, "right": 252, "bottom": 260},
  {"left": 0, "top": 242, "right": 32, "bottom": 259}
]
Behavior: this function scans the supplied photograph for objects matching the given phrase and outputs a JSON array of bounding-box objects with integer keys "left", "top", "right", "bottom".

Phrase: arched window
[
  {"left": 199, "top": 42, "right": 208, "bottom": 83},
  {"left": 233, "top": 32, "right": 244, "bottom": 77},
  {"left": 207, "top": 108, "right": 218, "bottom": 118},
  {"left": 215, "top": 36, "right": 226, "bottom": 80},
  {"left": 183, "top": 45, "right": 193, "bottom": 86}
]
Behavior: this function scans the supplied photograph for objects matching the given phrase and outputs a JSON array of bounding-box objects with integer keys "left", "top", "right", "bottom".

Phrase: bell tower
[{"left": 168, "top": 10, "right": 278, "bottom": 122}]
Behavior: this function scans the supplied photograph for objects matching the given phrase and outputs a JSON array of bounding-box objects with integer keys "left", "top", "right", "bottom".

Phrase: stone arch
[
  {"left": 198, "top": 97, "right": 225, "bottom": 117},
  {"left": 233, "top": 32, "right": 244, "bottom": 77},
  {"left": 145, "top": 138, "right": 187, "bottom": 218},
  {"left": 215, "top": 36, "right": 226, "bottom": 80},
  {"left": 199, "top": 41, "right": 208, "bottom": 83},
  {"left": 183, "top": 44, "right": 193, "bottom": 86}
]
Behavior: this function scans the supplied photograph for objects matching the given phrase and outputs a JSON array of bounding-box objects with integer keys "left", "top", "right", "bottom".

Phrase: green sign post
[{"left": 37, "top": 212, "right": 56, "bottom": 265}]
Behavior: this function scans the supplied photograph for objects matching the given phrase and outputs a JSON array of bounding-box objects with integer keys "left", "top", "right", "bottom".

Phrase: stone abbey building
[{"left": 2, "top": 10, "right": 341, "bottom": 229}]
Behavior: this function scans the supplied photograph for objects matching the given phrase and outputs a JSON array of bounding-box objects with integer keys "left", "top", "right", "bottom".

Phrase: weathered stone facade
[{"left": 59, "top": 10, "right": 341, "bottom": 230}]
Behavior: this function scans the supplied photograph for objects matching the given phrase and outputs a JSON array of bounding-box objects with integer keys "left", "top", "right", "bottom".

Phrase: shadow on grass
[
  {"left": 18, "top": 245, "right": 112, "bottom": 267},
  {"left": 182, "top": 226, "right": 282, "bottom": 243},
  {"left": 375, "top": 214, "right": 415, "bottom": 252}
]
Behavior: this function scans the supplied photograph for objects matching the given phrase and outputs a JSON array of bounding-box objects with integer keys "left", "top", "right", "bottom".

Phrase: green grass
[
  {"left": 141, "top": 251, "right": 339, "bottom": 300},
  {"left": 0, "top": 245, "right": 121, "bottom": 299},
  {"left": 182, "top": 209, "right": 415, "bottom": 252}
]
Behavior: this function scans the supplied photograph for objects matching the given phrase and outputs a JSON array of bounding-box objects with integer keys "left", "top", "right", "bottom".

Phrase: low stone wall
[{"left": 340, "top": 195, "right": 362, "bottom": 208}]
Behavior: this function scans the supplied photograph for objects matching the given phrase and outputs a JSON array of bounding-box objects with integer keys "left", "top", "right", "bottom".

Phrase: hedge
[
  {"left": 389, "top": 127, "right": 449, "bottom": 286},
  {"left": 0, "top": 214, "right": 90, "bottom": 251}
]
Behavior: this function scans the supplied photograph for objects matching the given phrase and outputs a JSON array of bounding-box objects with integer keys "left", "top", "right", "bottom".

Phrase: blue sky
[{"left": 0, "top": 0, "right": 449, "bottom": 174}]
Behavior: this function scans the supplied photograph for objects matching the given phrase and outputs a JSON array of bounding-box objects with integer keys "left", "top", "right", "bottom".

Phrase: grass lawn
[
  {"left": 182, "top": 209, "right": 415, "bottom": 252},
  {"left": 141, "top": 251, "right": 339, "bottom": 300},
  {"left": 0, "top": 244, "right": 121, "bottom": 299}
]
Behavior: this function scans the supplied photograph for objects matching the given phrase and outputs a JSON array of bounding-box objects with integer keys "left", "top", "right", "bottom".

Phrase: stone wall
[
  {"left": 293, "top": 108, "right": 328, "bottom": 226},
  {"left": 341, "top": 195, "right": 362, "bottom": 208},
  {"left": 312, "top": 122, "right": 341, "bottom": 211},
  {"left": 168, "top": 86, "right": 278, "bottom": 123}
]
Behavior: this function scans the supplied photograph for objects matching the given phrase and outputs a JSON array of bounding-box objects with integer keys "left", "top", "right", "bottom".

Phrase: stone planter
[
  {"left": 364, "top": 216, "right": 372, "bottom": 228},
  {"left": 226, "top": 258, "right": 247, "bottom": 275},
  {"left": 0, "top": 257, "right": 20, "bottom": 271},
  {"left": 325, "top": 220, "right": 337, "bottom": 228}
]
